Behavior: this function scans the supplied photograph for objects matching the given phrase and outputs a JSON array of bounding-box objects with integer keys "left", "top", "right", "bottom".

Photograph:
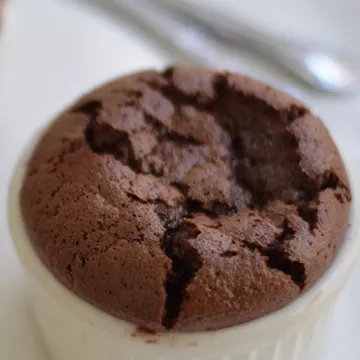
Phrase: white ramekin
[{"left": 8, "top": 127, "right": 360, "bottom": 360}]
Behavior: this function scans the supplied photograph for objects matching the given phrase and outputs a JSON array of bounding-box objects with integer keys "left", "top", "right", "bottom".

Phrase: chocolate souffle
[{"left": 21, "top": 67, "right": 351, "bottom": 332}]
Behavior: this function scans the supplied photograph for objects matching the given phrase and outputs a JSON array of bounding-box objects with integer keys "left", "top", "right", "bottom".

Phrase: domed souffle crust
[{"left": 21, "top": 67, "right": 351, "bottom": 332}]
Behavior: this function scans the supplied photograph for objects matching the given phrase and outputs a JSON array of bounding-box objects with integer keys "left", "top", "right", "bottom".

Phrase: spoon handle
[
  {"left": 115, "top": 0, "right": 307, "bottom": 83},
  {"left": 150, "top": 1, "right": 284, "bottom": 58},
  {"left": 109, "top": 0, "right": 245, "bottom": 68}
]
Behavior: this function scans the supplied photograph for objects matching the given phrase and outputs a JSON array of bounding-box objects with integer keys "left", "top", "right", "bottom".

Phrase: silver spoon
[
  {"left": 96, "top": 0, "right": 358, "bottom": 95},
  {"left": 151, "top": 0, "right": 359, "bottom": 94}
]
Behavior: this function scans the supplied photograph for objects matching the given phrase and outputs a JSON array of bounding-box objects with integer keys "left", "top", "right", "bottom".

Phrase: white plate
[{"left": 0, "top": 0, "right": 359, "bottom": 359}]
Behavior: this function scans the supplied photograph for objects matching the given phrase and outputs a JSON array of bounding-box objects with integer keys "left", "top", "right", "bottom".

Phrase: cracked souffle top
[{"left": 21, "top": 67, "right": 351, "bottom": 332}]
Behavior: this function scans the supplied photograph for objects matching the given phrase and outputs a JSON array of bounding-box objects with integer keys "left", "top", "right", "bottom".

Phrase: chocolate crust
[{"left": 21, "top": 67, "right": 351, "bottom": 331}]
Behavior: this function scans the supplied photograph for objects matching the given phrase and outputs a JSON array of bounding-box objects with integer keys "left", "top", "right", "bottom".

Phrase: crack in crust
[
  {"left": 161, "top": 223, "right": 202, "bottom": 329},
  {"left": 243, "top": 220, "right": 305, "bottom": 289}
]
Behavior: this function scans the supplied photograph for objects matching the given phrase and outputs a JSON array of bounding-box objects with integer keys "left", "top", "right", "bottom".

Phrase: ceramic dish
[{"left": 8, "top": 123, "right": 360, "bottom": 360}]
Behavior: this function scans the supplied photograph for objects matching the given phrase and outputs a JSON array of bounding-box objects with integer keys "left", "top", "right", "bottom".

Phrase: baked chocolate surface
[{"left": 21, "top": 67, "right": 351, "bottom": 331}]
